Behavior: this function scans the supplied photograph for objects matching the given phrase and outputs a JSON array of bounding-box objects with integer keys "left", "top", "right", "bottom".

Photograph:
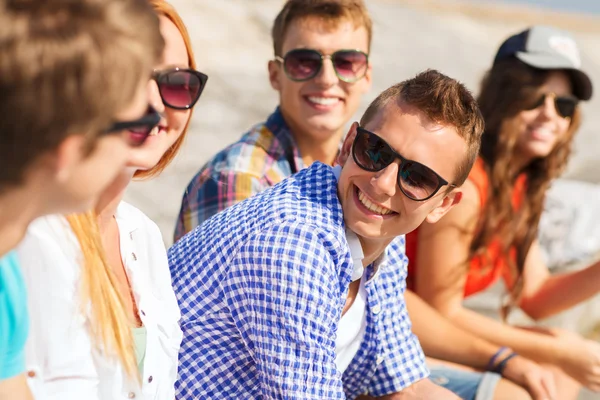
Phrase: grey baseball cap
[{"left": 494, "top": 25, "right": 592, "bottom": 101}]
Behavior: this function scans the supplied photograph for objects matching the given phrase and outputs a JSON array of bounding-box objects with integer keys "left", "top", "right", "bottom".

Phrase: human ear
[
  {"left": 53, "top": 135, "right": 87, "bottom": 183},
  {"left": 425, "top": 189, "right": 463, "bottom": 224},
  {"left": 268, "top": 59, "right": 282, "bottom": 91},
  {"left": 336, "top": 122, "right": 359, "bottom": 166}
]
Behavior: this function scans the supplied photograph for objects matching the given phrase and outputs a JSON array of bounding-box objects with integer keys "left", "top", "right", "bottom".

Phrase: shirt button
[
  {"left": 371, "top": 304, "right": 381, "bottom": 314},
  {"left": 128, "top": 392, "right": 136, "bottom": 399},
  {"left": 148, "top": 375, "right": 153, "bottom": 383},
  {"left": 376, "top": 355, "right": 384, "bottom": 365},
  {"left": 131, "top": 252, "right": 137, "bottom": 261},
  {"left": 27, "top": 370, "right": 36, "bottom": 378}
]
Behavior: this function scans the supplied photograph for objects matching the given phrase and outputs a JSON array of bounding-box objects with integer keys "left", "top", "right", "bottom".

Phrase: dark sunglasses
[
  {"left": 152, "top": 67, "right": 208, "bottom": 110},
  {"left": 525, "top": 92, "right": 578, "bottom": 119},
  {"left": 275, "top": 49, "right": 369, "bottom": 83},
  {"left": 352, "top": 126, "right": 455, "bottom": 201},
  {"left": 104, "top": 107, "right": 161, "bottom": 147}
]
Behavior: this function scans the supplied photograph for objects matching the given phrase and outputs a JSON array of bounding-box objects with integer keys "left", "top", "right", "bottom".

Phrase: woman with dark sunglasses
[
  {"left": 17, "top": 1, "right": 206, "bottom": 399},
  {"left": 406, "top": 26, "right": 597, "bottom": 399}
]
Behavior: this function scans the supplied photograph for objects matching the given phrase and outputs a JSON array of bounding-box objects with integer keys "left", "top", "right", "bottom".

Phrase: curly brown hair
[{"left": 473, "top": 58, "right": 582, "bottom": 302}]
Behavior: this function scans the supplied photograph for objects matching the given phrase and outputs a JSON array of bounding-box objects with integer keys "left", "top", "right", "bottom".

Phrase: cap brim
[{"left": 516, "top": 52, "right": 593, "bottom": 100}]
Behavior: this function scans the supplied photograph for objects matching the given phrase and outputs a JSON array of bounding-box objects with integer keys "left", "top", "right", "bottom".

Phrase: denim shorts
[{"left": 429, "top": 365, "right": 502, "bottom": 400}]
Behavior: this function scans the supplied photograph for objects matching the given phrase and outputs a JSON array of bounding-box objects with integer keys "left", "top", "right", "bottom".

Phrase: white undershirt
[
  {"left": 335, "top": 273, "right": 368, "bottom": 373},
  {"left": 332, "top": 165, "right": 368, "bottom": 373}
]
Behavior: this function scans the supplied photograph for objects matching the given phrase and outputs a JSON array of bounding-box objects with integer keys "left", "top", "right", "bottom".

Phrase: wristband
[
  {"left": 494, "top": 352, "right": 518, "bottom": 375},
  {"left": 486, "top": 346, "right": 509, "bottom": 371}
]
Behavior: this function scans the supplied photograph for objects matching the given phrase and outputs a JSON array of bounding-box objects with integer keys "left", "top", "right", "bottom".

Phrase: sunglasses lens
[
  {"left": 157, "top": 70, "right": 202, "bottom": 109},
  {"left": 524, "top": 94, "right": 546, "bottom": 111},
  {"left": 353, "top": 129, "right": 395, "bottom": 171},
  {"left": 555, "top": 97, "right": 577, "bottom": 118},
  {"left": 284, "top": 49, "right": 321, "bottom": 81},
  {"left": 399, "top": 162, "right": 441, "bottom": 200},
  {"left": 332, "top": 50, "right": 368, "bottom": 82}
]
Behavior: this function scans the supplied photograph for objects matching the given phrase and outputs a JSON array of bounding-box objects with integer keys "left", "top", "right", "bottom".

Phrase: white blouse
[{"left": 18, "top": 202, "right": 182, "bottom": 400}]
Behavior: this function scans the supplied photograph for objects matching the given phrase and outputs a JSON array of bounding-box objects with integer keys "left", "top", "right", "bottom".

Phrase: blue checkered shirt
[{"left": 168, "top": 162, "right": 428, "bottom": 399}]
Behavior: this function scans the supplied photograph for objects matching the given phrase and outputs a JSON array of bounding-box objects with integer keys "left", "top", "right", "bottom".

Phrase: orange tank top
[{"left": 406, "top": 158, "right": 526, "bottom": 298}]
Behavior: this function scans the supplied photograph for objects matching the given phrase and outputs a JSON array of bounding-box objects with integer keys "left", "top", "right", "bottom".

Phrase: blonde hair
[
  {"left": 69, "top": 0, "right": 194, "bottom": 380},
  {"left": 0, "top": 0, "right": 163, "bottom": 191},
  {"left": 67, "top": 213, "right": 139, "bottom": 378},
  {"left": 134, "top": 0, "right": 197, "bottom": 179}
]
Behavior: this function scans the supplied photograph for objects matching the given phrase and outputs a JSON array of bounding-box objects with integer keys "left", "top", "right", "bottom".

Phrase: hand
[
  {"left": 501, "top": 355, "right": 556, "bottom": 400},
  {"left": 557, "top": 336, "right": 600, "bottom": 391}
]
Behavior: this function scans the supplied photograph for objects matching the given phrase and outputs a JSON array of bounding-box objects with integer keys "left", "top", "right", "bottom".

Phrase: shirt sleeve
[
  {"left": 174, "top": 169, "right": 268, "bottom": 242},
  {"left": 224, "top": 222, "right": 346, "bottom": 399},
  {"left": 0, "top": 253, "right": 28, "bottom": 380},
  {"left": 367, "top": 237, "right": 429, "bottom": 396}
]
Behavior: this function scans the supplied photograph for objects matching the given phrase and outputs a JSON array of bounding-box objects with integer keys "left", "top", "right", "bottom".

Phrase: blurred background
[
  {"left": 125, "top": 0, "right": 600, "bottom": 243},
  {"left": 124, "top": 2, "right": 600, "bottom": 397}
]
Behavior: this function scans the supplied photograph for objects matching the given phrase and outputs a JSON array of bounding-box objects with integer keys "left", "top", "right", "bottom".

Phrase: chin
[
  {"left": 346, "top": 220, "right": 384, "bottom": 240},
  {"left": 524, "top": 145, "right": 554, "bottom": 160}
]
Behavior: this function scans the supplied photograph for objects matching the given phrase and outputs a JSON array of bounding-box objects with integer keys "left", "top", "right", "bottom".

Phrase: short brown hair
[
  {"left": 360, "top": 69, "right": 484, "bottom": 185},
  {"left": 0, "top": 0, "right": 164, "bottom": 190},
  {"left": 272, "top": 0, "right": 372, "bottom": 57}
]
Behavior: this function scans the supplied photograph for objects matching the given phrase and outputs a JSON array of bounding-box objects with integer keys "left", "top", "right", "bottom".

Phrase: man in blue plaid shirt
[{"left": 169, "top": 70, "right": 484, "bottom": 399}]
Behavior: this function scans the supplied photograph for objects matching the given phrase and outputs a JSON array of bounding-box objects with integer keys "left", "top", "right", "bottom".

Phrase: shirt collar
[
  {"left": 265, "top": 107, "right": 305, "bottom": 172},
  {"left": 332, "top": 165, "right": 364, "bottom": 281}
]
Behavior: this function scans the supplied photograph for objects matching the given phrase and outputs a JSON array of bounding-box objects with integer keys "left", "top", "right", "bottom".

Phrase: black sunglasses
[
  {"left": 352, "top": 126, "right": 455, "bottom": 201},
  {"left": 274, "top": 49, "right": 369, "bottom": 83},
  {"left": 152, "top": 67, "right": 208, "bottom": 110},
  {"left": 525, "top": 92, "right": 578, "bottom": 119},
  {"left": 104, "top": 107, "right": 161, "bottom": 147}
]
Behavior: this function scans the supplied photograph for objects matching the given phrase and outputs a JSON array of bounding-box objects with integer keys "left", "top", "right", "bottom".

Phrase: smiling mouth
[
  {"left": 147, "top": 126, "right": 166, "bottom": 137},
  {"left": 356, "top": 187, "right": 394, "bottom": 216},
  {"left": 306, "top": 96, "right": 340, "bottom": 105},
  {"left": 529, "top": 127, "right": 555, "bottom": 141}
]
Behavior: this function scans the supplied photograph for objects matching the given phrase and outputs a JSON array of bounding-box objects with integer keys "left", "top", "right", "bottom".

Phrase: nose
[
  {"left": 148, "top": 79, "right": 165, "bottom": 114},
  {"left": 539, "top": 94, "right": 558, "bottom": 120},
  {"left": 371, "top": 161, "right": 399, "bottom": 197},
  {"left": 313, "top": 55, "right": 338, "bottom": 87}
]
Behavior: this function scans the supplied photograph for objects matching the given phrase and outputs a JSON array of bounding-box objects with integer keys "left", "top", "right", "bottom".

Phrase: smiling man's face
[
  {"left": 337, "top": 100, "right": 467, "bottom": 245},
  {"left": 268, "top": 16, "right": 372, "bottom": 143}
]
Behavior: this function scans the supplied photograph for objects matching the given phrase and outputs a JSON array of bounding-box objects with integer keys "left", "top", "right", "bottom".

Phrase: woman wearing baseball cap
[{"left": 407, "top": 25, "right": 597, "bottom": 400}]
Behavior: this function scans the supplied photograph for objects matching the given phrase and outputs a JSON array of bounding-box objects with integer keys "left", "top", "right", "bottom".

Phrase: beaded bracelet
[
  {"left": 486, "top": 346, "right": 509, "bottom": 371},
  {"left": 493, "top": 352, "right": 518, "bottom": 375}
]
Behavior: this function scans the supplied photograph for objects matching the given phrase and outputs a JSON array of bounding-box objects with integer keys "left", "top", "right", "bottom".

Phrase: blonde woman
[{"left": 17, "top": 1, "right": 206, "bottom": 399}]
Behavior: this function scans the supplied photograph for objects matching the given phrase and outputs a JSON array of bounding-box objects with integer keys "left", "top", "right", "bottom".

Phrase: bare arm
[
  {"left": 413, "top": 180, "right": 600, "bottom": 391},
  {"left": 519, "top": 241, "right": 600, "bottom": 320},
  {"left": 413, "top": 180, "right": 562, "bottom": 365},
  {"left": 407, "top": 279, "right": 559, "bottom": 400},
  {"left": 406, "top": 289, "right": 499, "bottom": 369},
  {"left": 379, "top": 378, "right": 460, "bottom": 400},
  {"left": 0, "top": 375, "right": 34, "bottom": 400}
]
